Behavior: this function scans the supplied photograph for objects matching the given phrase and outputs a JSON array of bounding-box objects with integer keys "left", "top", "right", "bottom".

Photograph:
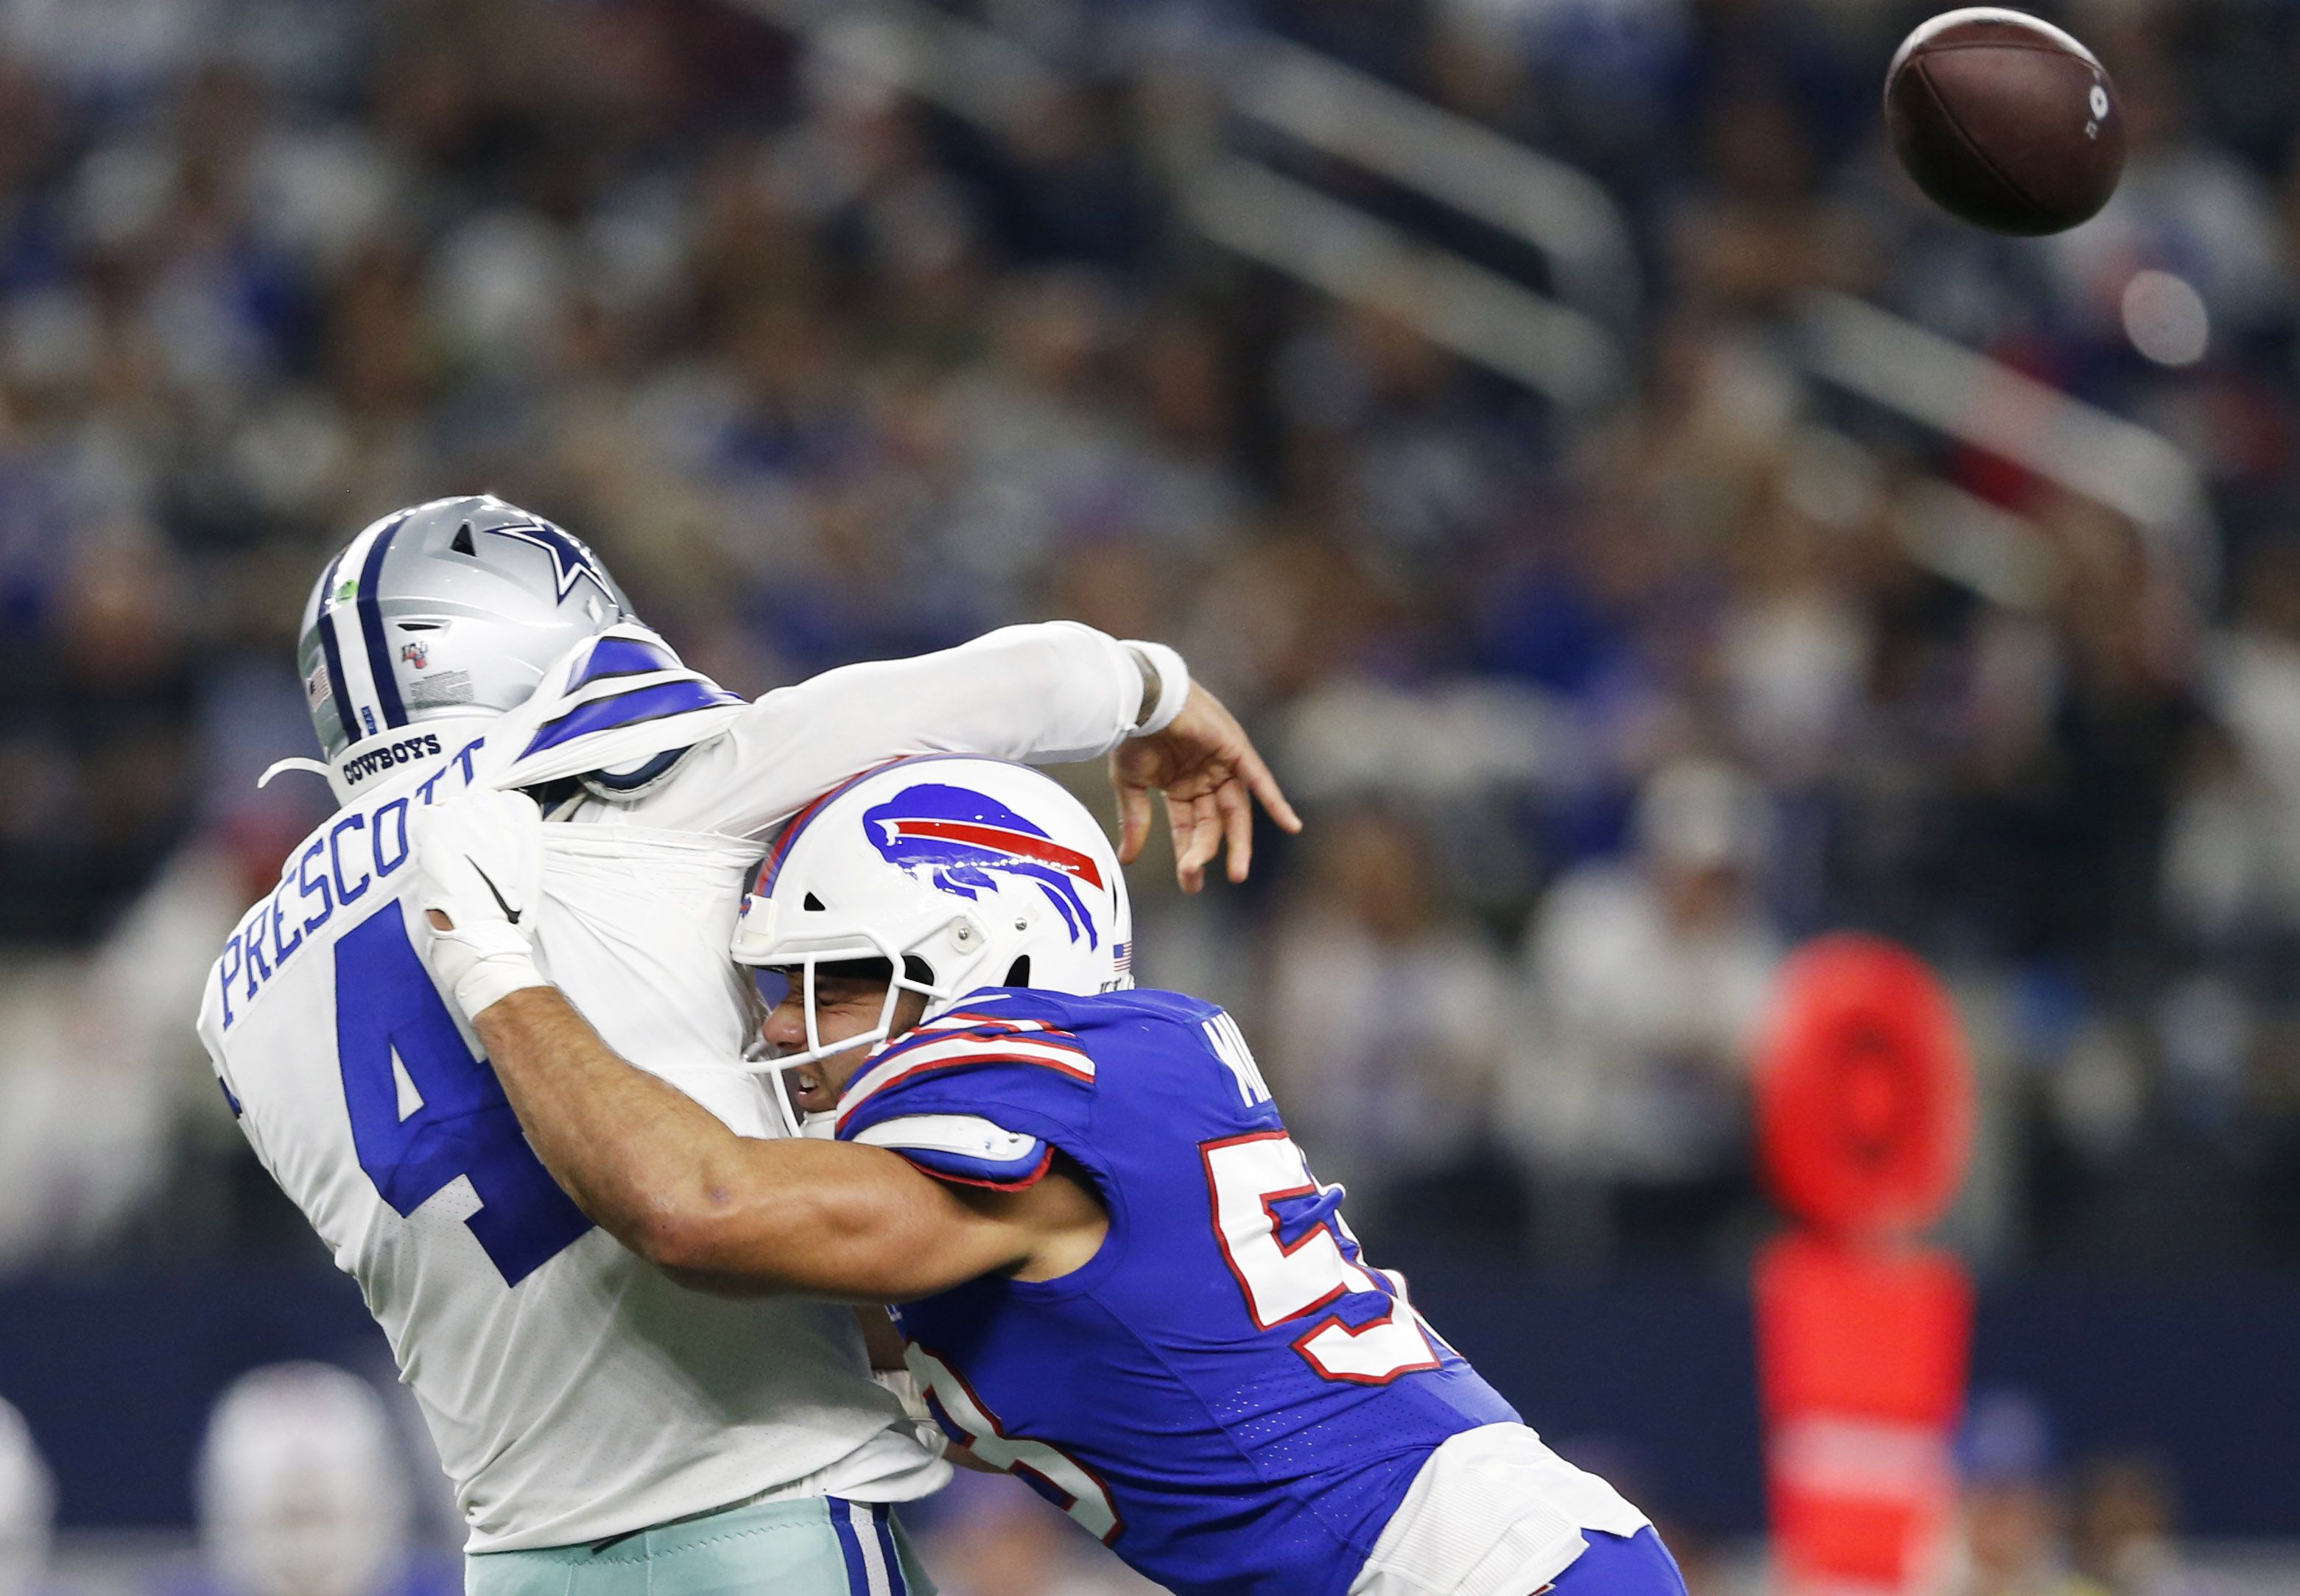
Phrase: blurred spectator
[
  {"left": 1501, "top": 758, "right": 1782, "bottom": 1259},
  {"left": 1670, "top": 91, "right": 1876, "bottom": 317},
  {"left": 1259, "top": 804, "right": 1509, "bottom": 1211},
  {"left": 2044, "top": 32, "right": 2290, "bottom": 360},
  {"left": 2165, "top": 545, "right": 2300, "bottom": 946},
  {"left": 0, "top": 1398, "right": 53, "bottom": 1596},
  {"left": 166, "top": 1363, "right": 452, "bottom": 1596},
  {"left": 2068, "top": 1454, "right": 2234, "bottom": 1596},
  {"left": 1953, "top": 1392, "right": 2100, "bottom": 1596},
  {"left": 0, "top": 812, "right": 303, "bottom": 1268}
]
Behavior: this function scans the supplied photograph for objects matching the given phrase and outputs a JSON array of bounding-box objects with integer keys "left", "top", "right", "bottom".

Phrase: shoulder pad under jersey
[{"left": 833, "top": 1000, "right": 1097, "bottom": 1188}]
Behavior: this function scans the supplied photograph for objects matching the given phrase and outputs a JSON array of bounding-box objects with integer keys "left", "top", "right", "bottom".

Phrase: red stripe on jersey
[
  {"left": 867, "top": 1014, "right": 1083, "bottom": 1066},
  {"left": 839, "top": 1040, "right": 1094, "bottom": 1132}
]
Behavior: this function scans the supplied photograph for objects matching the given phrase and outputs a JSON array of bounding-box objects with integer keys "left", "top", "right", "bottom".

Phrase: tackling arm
[{"left": 470, "top": 984, "right": 1039, "bottom": 1302}]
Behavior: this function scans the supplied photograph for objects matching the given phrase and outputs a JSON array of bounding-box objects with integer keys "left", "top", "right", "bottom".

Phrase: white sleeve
[
  {"left": 626, "top": 621, "right": 1148, "bottom": 841},
  {"left": 195, "top": 967, "right": 270, "bottom": 1169}
]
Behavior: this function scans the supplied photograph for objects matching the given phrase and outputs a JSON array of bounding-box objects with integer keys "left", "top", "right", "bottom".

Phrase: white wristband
[
  {"left": 1124, "top": 641, "right": 1190, "bottom": 736},
  {"left": 425, "top": 915, "right": 548, "bottom": 1019},
  {"left": 454, "top": 947, "right": 549, "bottom": 1020}
]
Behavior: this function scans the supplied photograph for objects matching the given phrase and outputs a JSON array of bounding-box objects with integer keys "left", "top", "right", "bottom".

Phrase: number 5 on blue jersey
[{"left": 335, "top": 909, "right": 594, "bottom": 1284}]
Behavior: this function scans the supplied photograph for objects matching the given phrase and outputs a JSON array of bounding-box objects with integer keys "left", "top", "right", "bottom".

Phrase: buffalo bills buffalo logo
[{"left": 863, "top": 784, "right": 1101, "bottom": 947}]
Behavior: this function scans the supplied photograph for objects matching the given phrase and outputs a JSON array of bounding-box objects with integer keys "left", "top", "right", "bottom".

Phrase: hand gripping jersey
[
  {"left": 834, "top": 987, "right": 1544, "bottom": 1596},
  {"left": 197, "top": 621, "right": 1158, "bottom": 1553}
]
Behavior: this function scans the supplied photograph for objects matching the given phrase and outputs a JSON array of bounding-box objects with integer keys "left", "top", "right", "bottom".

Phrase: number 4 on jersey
[
  {"left": 1203, "top": 1131, "right": 1442, "bottom": 1385},
  {"left": 334, "top": 910, "right": 593, "bottom": 1285}
]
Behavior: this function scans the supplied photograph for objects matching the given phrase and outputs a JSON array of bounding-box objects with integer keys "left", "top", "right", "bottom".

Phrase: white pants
[{"left": 1348, "top": 1424, "right": 1652, "bottom": 1596}]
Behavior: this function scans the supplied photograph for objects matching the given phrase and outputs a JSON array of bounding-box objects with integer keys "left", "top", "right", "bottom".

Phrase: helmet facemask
[
  {"left": 737, "top": 897, "right": 993, "bottom": 1135},
  {"left": 731, "top": 757, "right": 1136, "bottom": 1136}
]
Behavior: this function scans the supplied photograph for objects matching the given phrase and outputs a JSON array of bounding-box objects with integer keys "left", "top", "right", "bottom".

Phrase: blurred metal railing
[
  {"left": 778, "top": 0, "right": 1061, "bottom": 129},
  {"left": 1795, "top": 290, "right": 2218, "bottom": 596},
  {"left": 1220, "top": 35, "right": 1641, "bottom": 331},
  {"left": 719, "top": 0, "right": 2215, "bottom": 598},
  {"left": 1183, "top": 161, "right": 1625, "bottom": 411},
  {"left": 718, "top": 0, "right": 1633, "bottom": 415}
]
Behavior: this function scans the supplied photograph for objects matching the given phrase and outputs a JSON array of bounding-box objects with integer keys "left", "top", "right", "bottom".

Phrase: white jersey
[{"left": 196, "top": 622, "right": 1149, "bottom": 1553}]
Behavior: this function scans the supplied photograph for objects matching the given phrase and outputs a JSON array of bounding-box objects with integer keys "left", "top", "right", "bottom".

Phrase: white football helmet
[
  {"left": 297, "top": 494, "right": 634, "bottom": 801},
  {"left": 196, "top": 1363, "right": 412, "bottom": 1596},
  {"left": 733, "top": 756, "right": 1133, "bottom": 1080},
  {"left": 0, "top": 1397, "right": 51, "bottom": 1596}
]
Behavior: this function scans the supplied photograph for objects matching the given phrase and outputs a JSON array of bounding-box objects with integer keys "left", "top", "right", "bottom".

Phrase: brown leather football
[{"left": 1885, "top": 8, "right": 2124, "bottom": 236}]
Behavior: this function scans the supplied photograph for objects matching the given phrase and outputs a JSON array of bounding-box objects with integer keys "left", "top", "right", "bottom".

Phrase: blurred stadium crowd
[
  {"left": 0, "top": 0, "right": 2298, "bottom": 1582},
  {"left": 6, "top": 0, "right": 2296, "bottom": 1275}
]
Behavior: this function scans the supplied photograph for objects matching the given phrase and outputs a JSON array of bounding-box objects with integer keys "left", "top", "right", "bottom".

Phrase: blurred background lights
[{"left": 2121, "top": 270, "right": 2210, "bottom": 366}]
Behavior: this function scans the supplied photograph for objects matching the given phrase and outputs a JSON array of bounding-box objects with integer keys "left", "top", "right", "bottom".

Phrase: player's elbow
[{"left": 622, "top": 1196, "right": 731, "bottom": 1276}]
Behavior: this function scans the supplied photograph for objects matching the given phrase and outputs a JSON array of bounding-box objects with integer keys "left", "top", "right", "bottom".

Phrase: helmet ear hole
[
  {"left": 803, "top": 893, "right": 826, "bottom": 911},
  {"left": 1002, "top": 955, "right": 1030, "bottom": 987}
]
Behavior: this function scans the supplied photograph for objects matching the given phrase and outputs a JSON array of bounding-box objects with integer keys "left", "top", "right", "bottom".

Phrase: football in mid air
[{"left": 1884, "top": 8, "right": 2124, "bottom": 236}]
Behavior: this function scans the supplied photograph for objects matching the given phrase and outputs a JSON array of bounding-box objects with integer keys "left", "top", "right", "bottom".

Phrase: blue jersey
[{"left": 833, "top": 988, "right": 1519, "bottom": 1596}]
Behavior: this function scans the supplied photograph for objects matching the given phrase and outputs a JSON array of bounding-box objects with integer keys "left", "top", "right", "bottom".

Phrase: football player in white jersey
[{"left": 196, "top": 494, "right": 1297, "bottom": 1595}]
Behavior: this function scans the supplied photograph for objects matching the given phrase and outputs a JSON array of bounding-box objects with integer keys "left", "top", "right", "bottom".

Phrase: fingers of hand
[
  {"left": 1114, "top": 768, "right": 1153, "bottom": 865},
  {"left": 1177, "top": 792, "right": 1223, "bottom": 893},
  {"left": 1164, "top": 792, "right": 1206, "bottom": 893},
  {"left": 1241, "top": 748, "right": 1303, "bottom": 834},
  {"left": 1216, "top": 778, "right": 1253, "bottom": 882},
  {"left": 1164, "top": 791, "right": 1198, "bottom": 892}
]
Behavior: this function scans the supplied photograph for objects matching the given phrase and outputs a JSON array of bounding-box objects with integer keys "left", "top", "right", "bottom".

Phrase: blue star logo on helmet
[
  {"left": 486, "top": 518, "right": 616, "bottom": 605},
  {"left": 863, "top": 783, "right": 1102, "bottom": 948}
]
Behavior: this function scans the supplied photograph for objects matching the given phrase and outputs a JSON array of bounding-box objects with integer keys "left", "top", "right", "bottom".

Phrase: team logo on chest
[{"left": 863, "top": 783, "right": 1102, "bottom": 946}]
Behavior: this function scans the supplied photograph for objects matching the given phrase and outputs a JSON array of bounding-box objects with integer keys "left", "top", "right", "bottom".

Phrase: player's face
[{"left": 762, "top": 971, "right": 929, "bottom": 1114}]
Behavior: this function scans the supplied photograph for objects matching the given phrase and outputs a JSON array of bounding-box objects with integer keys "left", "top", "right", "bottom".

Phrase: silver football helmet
[{"left": 298, "top": 496, "right": 634, "bottom": 800}]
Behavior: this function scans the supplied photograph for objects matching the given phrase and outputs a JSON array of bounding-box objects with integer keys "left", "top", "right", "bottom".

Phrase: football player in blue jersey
[{"left": 414, "top": 758, "right": 1689, "bottom": 1596}]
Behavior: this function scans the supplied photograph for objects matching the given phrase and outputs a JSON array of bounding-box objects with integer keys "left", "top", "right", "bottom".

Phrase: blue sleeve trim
[
  {"left": 581, "top": 745, "right": 692, "bottom": 792},
  {"left": 520, "top": 678, "right": 743, "bottom": 759},
  {"left": 569, "top": 634, "right": 682, "bottom": 689}
]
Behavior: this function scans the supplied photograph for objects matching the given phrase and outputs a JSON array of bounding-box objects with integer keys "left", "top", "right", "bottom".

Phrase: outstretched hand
[{"left": 1111, "top": 683, "right": 1302, "bottom": 893}]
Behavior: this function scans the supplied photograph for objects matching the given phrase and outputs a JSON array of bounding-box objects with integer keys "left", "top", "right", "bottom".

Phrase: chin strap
[{"left": 256, "top": 756, "right": 333, "bottom": 789}]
